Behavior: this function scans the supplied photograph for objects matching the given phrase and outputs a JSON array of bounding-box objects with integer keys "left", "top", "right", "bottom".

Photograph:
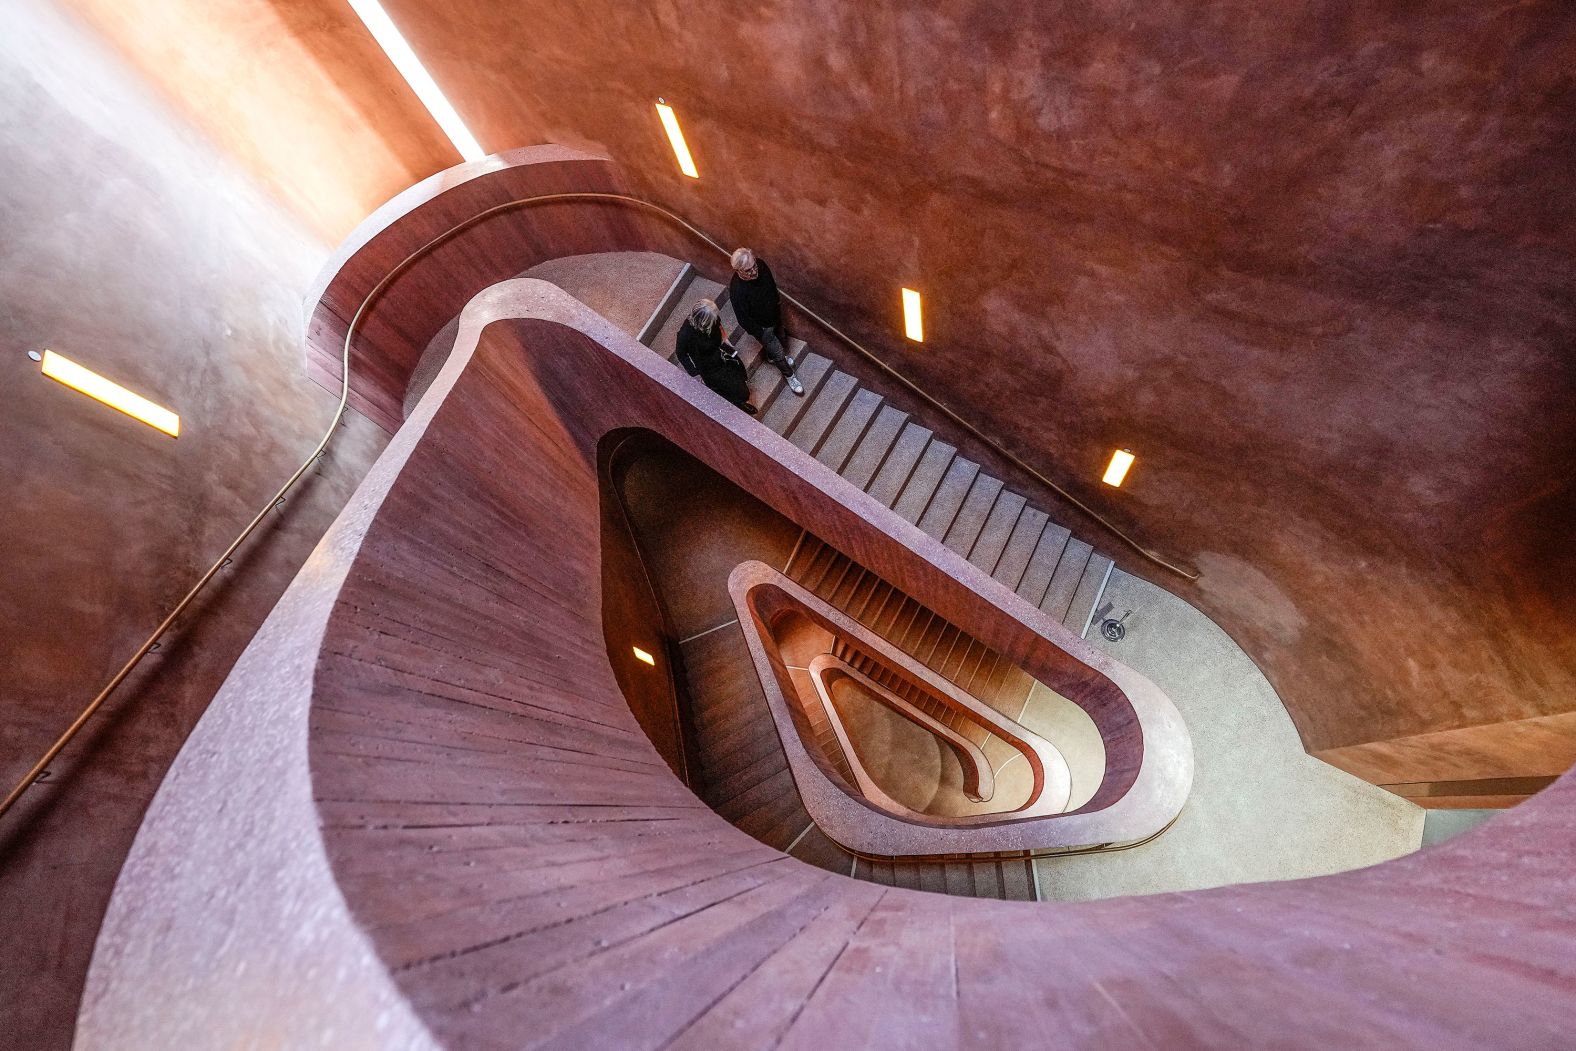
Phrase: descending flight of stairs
[
  {"left": 640, "top": 264, "right": 1118, "bottom": 901},
  {"left": 638, "top": 264, "right": 1115, "bottom": 637},
  {"left": 791, "top": 538, "right": 1041, "bottom": 730}
]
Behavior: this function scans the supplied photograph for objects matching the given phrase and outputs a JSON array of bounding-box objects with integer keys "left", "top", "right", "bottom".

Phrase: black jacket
[
  {"left": 727, "top": 258, "right": 782, "bottom": 338},
  {"left": 675, "top": 319, "right": 749, "bottom": 404}
]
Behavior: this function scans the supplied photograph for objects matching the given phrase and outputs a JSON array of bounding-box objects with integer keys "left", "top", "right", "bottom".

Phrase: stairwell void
[{"left": 603, "top": 431, "right": 1127, "bottom": 896}]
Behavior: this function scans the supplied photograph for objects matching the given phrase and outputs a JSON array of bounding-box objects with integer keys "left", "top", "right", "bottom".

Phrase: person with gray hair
[
  {"left": 728, "top": 247, "right": 804, "bottom": 396},
  {"left": 674, "top": 298, "right": 756, "bottom": 414}
]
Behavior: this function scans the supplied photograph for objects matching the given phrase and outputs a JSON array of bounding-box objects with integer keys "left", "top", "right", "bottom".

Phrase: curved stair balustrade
[
  {"left": 83, "top": 205, "right": 1576, "bottom": 1049},
  {"left": 732, "top": 561, "right": 1153, "bottom": 857},
  {"left": 807, "top": 653, "right": 999, "bottom": 805}
]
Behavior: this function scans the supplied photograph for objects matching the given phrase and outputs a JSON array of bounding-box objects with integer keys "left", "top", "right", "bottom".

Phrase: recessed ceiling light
[
  {"left": 39, "top": 350, "right": 180, "bottom": 437},
  {"left": 347, "top": 0, "right": 484, "bottom": 162},
  {"left": 1103, "top": 449, "right": 1135, "bottom": 487},
  {"left": 655, "top": 100, "right": 699, "bottom": 179},
  {"left": 901, "top": 288, "right": 924, "bottom": 342},
  {"left": 632, "top": 646, "right": 657, "bottom": 666}
]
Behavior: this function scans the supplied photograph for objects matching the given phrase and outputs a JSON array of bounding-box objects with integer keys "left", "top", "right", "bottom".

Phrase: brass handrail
[{"left": 1, "top": 188, "right": 1194, "bottom": 824}]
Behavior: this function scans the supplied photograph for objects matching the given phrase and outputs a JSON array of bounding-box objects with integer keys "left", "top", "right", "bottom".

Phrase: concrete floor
[{"left": 1034, "top": 568, "right": 1424, "bottom": 901}]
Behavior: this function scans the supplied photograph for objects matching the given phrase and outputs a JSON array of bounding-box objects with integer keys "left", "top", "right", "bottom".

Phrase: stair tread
[
  {"left": 814, "top": 388, "right": 884, "bottom": 472},
  {"left": 942, "top": 864, "right": 974, "bottom": 897},
  {"left": 840, "top": 406, "right": 908, "bottom": 489},
  {"left": 943, "top": 474, "right": 1006, "bottom": 557},
  {"left": 916, "top": 457, "right": 981, "bottom": 540},
  {"left": 992, "top": 508, "right": 1049, "bottom": 592},
  {"left": 1000, "top": 860, "right": 1036, "bottom": 901},
  {"left": 968, "top": 490, "right": 1027, "bottom": 574},
  {"left": 761, "top": 353, "right": 832, "bottom": 432},
  {"left": 749, "top": 334, "right": 809, "bottom": 377},
  {"left": 1063, "top": 554, "right": 1114, "bottom": 635},
  {"left": 866, "top": 423, "right": 934, "bottom": 506},
  {"left": 1039, "top": 537, "right": 1095, "bottom": 620},
  {"left": 747, "top": 356, "right": 786, "bottom": 411},
  {"left": 637, "top": 264, "right": 695, "bottom": 346},
  {"left": 970, "top": 861, "right": 1004, "bottom": 899},
  {"left": 1015, "top": 521, "right": 1072, "bottom": 607},
  {"left": 786, "top": 370, "right": 859, "bottom": 454},
  {"left": 890, "top": 440, "right": 958, "bottom": 524}
]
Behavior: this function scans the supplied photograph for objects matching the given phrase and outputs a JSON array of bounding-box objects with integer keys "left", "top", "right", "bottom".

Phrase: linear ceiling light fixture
[
  {"left": 39, "top": 350, "right": 180, "bottom": 437},
  {"left": 655, "top": 100, "right": 699, "bottom": 178},
  {"left": 346, "top": 0, "right": 485, "bottom": 162},
  {"left": 901, "top": 287, "right": 924, "bottom": 342},
  {"left": 1103, "top": 448, "right": 1135, "bottom": 487}
]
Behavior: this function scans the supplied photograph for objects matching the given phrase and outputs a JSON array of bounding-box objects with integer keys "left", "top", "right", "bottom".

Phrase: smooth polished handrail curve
[{"left": 0, "top": 188, "right": 1193, "bottom": 825}]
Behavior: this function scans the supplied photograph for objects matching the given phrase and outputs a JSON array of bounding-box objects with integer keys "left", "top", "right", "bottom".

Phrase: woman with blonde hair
[{"left": 674, "top": 299, "right": 755, "bottom": 415}]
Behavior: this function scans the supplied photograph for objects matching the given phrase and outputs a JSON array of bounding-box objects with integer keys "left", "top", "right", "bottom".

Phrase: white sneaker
[{"left": 787, "top": 374, "right": 805, "bottom": 396}]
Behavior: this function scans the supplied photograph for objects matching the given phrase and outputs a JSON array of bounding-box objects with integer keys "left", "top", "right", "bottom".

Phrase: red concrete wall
[
  {"left": 0, "top": 3, "right": 387, "bottom": 1046},
  {"left": 56, "top": 0, "right": 454, "bottom": 241}
]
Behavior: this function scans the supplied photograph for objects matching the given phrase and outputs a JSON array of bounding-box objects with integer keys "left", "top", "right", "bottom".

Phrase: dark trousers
[{"left": 758, "top": 325, "right": 795, "bottom": 377}]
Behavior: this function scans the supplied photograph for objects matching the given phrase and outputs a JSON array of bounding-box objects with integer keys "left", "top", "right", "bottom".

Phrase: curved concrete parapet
[
  {"left": 733, "top": 561, "right": 1135, "bottom": 850},
  {"left": 807, "top": 652, "right": 1002, "bottom": 806},
  {"left": 76, "top": 314, "right": 453, "bottom": 1051}
]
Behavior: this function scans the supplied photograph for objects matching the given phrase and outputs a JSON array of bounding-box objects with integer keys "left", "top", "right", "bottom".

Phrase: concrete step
[
  {"left": 744, "top": 334, "right": 809, "bottom": 379},
  {"left": 747, "top": 356, "right": 786, "bottom": 411},
  {"left": 968, "top": 490, "right": 1027, "bottom": 575},
  {"left": 830, "top": 566, "right": 871, "bottom": 608},
  {"left": 999, "top": 859, "right": 1037, "bottom": 901},
  {"left": 1015, "top": 521, "right": 1072, "bottom": 607},
  {"left": 970, "top": 861, "right": 1004, "bottom": 899},
  {"left": 788, "top": 825, "right": 856, "bottom": 876},
  {"left": 637, "top": 263, "right": 695, "bottom": 346},
  {"left": 762, "top": 353, "right": 835, "bottom": 434},
  {"left": 847, "top": 857, "right": 1037, "bottom": 901},
  {"left": 890, "top": 439, "right": 958, "bottom": 524},
  {"left": 785, "top": 370, "right": 859, "bottom": 454},
  {"left": 1063, "top": 554, "right": 1114, "bottom": 636},
  {"left": 1040, "top": 537, "right": 1094, "bottom": 620},
  {"left": 943, "top": 474, "right": 1005, "bottom": 557},
  {"left": 915, "top": 456, "right": 980, "bottom": 540},
  {"left": 866, "top": 423, "right": 934, "bottom": 506},
  {"left": 813, "top": 388, "right": 883, "bottom": 472},
  {"left": 992, "top": 507, "right": 1049, "bottom": 592},
  {"left": 840, "top": 405, "right": 908, "bottom": 489}
]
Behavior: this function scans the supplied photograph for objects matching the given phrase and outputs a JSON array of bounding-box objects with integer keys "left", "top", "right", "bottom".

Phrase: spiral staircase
[{"left": 73, "top": 146, "right": 1576, "bottom": 1051}]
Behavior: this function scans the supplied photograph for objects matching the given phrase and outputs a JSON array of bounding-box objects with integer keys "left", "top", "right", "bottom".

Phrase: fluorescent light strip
[
  {"left": 40, "top": 350, "right": 180, "bottom": 437},
  {"left": 1103, "top": 449, "right": 1135, "bottom": 487},
  {"left": 347, "top": 0, "right": 485, "bottom": 162},
  {"left": 655, "top": 101, "right": 699, "bottom": 178},
  {"left": 901, "top": 288, "right": 924, "bottom": 342}
]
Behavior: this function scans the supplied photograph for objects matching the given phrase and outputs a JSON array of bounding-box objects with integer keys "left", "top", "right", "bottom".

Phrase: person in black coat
[
  {"left": 728, "top": 248, "right": 804, "bottom": 396},
  {"left": 675, "top": 299, "right": 756, "bottom": 415}
]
